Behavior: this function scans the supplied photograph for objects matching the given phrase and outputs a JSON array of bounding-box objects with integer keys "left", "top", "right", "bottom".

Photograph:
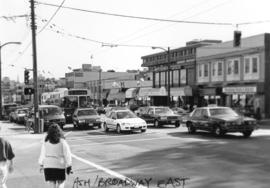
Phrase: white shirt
[{"left": 38, "top": 138, "right": 72, "bottom": 169}]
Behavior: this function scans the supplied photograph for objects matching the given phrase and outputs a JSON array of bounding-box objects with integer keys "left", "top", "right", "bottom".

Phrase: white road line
[{"left": 72, "top": 153, "right": 146, "bottom": 188}]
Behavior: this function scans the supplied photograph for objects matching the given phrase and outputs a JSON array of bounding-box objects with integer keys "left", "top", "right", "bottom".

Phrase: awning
[
  {"left": 107, "top": 88, "right": 125, "bottom": 101},
  {"left": 138, "top": 87, "right": 167, "bottom": 97},
  {"left": 125, "top": 88, "right": 139, "bottom": 98},
  {"left": 170, "top": 86, "right": 192, "bottom": 96}
]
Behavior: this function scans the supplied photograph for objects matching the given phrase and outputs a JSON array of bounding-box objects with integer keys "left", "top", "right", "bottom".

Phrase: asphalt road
[{"left": 1, "top": 121, "right": 270, "bottom": 188}]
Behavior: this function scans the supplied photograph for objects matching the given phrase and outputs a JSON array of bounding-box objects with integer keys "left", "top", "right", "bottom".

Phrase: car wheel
[
  {"left": 116, "top": 125, "right": 122, "bottom": 134},
  {"left": 214, "top": 126, "right": 225, "bottom": 136},
  {"left": 175, "top": 121, "right": 180, "bottom": 128},
  {"left": 141, "top": 129, "right": 146, "bottom": 133},
  {"left": 154, "top": 120, "right": 160, "bottom": 128},
  {"left": 243, "top": 130, "right": 252, "bottom": 138},
  {"left": 104, "top": 123, "right": 109, "bottom": 132},
  {"left": 187, "top": 122, "right": 196, "bottom": 134}
]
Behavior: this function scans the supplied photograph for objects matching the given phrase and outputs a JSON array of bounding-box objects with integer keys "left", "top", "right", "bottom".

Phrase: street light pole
[
  {"left": 0, "top": 41, "right": 21, "bottom": 120},
  {"left": 152, "top": 46, "right": 171, "bottom": 106}
]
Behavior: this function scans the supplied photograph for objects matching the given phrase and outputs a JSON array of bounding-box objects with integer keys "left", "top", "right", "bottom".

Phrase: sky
[{"left": 1, "top": 0, "right": 270, "bottom": 82}]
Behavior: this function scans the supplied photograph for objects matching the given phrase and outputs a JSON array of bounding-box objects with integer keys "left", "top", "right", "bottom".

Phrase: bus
[{"left": 60, "top": 89, "right": 92, "bottom": 123}]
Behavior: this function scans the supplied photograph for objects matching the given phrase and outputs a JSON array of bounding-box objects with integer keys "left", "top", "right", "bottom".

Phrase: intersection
[{"left": 1, "top": 121, "right": 270, "bottom": 188}]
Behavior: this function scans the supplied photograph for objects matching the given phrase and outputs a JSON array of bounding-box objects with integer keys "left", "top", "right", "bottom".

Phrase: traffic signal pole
[{"left": 30, "top": 0, "right": 39, "bottom": 133}]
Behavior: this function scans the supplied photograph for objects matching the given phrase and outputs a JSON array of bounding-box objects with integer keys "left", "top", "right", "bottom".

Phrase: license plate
[{"left": 171, "top": 121, "right": 175, "bottom": 123}]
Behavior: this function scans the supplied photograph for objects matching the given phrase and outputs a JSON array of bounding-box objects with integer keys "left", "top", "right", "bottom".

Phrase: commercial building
[
  {"left": 196, "top": 33, "right": 270, "bottom": 118},
  {"left": 141, "top": 40, "right": 221, "bottom": 107},
  {"left": 65, "top": 64, "right": 152, "bottom": 106}
]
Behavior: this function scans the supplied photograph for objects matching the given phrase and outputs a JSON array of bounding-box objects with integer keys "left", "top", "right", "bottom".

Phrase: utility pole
[
  {"left": 30, "top": 0, "right": 39, "bottom": 133},
  {"left": 98, "top": 69, "right": 102, "bottom": 106},
  {"left": 167, "top": 47, "right": 171, "bottom": 107}
]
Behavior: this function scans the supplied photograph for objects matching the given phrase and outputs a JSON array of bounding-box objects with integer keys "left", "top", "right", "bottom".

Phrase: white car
[{"left": 103, "top": 110, "right": 147, "bottom": 133}]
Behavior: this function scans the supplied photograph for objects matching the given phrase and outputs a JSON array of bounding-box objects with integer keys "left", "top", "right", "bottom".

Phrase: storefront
[
  {"left": 125, "top": 88, "right": 139, "bottom": 105},
  {"left": 138, "top": 87, "right": 167, "bottom": 106},
  {"left": 107, "top": 88, "right": 126, "bottom": 106},
  {"left": 198, "top": 87, "right": 223, "bottom": 106},
  {"left": 222, "top": 85, "right": 264, "bottom": 118},
  {"left": 170, "top": 86, "right": 193, "bottom": 107}
]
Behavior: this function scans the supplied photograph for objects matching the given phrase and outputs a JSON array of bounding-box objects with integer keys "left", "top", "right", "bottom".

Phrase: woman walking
[{"left": 39, "top": 124, "right": 72, "bottom": 188}]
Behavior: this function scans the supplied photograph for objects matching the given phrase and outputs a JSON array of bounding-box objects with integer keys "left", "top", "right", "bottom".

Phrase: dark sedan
[
  {"left": 186, "top": 106, "right": 258, "bottom": 137},
  {"left": 139, "top": 106, "right": 181, "bottom": 128},
  {"left": 72, "top": 108, "right": 102, "bottom": 129}
]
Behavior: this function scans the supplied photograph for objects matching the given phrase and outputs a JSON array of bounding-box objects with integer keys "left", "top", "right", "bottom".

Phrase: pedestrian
[
  {"left": 39, "top": 124, "right": 72, "bottom": 188},
  {"left": 0, "top": 133, "right": 15, "bottom": 188}
]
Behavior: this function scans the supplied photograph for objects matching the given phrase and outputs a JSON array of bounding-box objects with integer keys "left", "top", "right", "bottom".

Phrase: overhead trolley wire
[{"left": 36, "top": 1, "right": 233, "bottom": 26}]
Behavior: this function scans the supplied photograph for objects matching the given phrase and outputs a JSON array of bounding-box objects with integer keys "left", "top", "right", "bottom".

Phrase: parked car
[
  {"left": 25, "top": 105, "right": 66, "bottom": 131},
  {"left": 186, "top": 106, "right": 258, "bottom": 138},
  {"left": 72, "top": 108, "right": 102, "bottom": 129},
  {"left": 103, "top": 109, "right": 147, "bottom": 133},
  {"left": 134, "top": 106, "right": 148, "bottom": 116},
  {"left": 9, "top": 106, "right": 19, "bottom": 122},
  {"left": 13, "top": 108, "right": 29, "bottom": 124},
  {"left": 3, "top": 103, "right": 17, "bottom": 120},
  {"left": 171, "top": 107, "right": 190, "bottom": 125},
  {"left": 139, "top": 106, "right": 181, "bottom": 128}
]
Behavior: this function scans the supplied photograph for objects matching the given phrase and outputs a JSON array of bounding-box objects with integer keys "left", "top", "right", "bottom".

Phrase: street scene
[
  {"left": 2, "top": 121, "right": 270, "bottom": 188},
  {"left": 2, "top": 0, "right": 270, "bottom": 187}
]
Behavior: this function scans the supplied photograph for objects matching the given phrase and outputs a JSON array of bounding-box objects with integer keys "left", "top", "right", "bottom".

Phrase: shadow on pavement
[{"left": 108, "top": 132, "right": 270, "bottom": 188}]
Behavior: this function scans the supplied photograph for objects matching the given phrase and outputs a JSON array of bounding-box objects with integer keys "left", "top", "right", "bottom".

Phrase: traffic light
[
  {"left": 233, "top": 30, "right": 241, "bottom": 47},
  {"left": 24, "top": 69, "right": 30, "bottom": 84},
  {"left": 24, "top": 87, "right": 34, "bottom": 95}
]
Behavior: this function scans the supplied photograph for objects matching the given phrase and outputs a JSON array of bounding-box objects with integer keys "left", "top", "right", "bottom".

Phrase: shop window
[
  {"left": 218, "top": 62, "right": 223, "bottom": 76},
  {"left": 252, "top": 57, "right": 258, "bottom": 73},
  {"left": 204, "top": 64, "right": 208, "bottom": 77},
  {"left": 245, "top": 58, "right": 250, "bottom": 73},
  {"left": 234, "top": 60, "right": 239, "bottom": 74}
]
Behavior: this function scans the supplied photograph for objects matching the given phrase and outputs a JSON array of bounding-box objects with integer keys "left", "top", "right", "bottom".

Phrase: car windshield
[
  {"left": 116, "top": 111, "right": 137, "bottom": 119},
  {"left": 18, "top": 110, "right": 27, "bottom": 114},
  {"left": 155, "top": 107, "right": 174, "bottom": 115},
  {"left": 78, "top": 109, "right": 97, "bottom": 116},
  {"left": 42, "top": 107, "right": 62, "bottom": 116},
  {"left": 209, "top": 108, "right": 238, "bottom": 116}
]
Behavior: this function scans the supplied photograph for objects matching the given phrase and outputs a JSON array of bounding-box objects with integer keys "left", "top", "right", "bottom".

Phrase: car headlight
[
  {"left": 79, "top": 120, "right": 85, "bottom": 123},
  {"left": 96, "top": 118, "right": 101, "bottom": 122}
]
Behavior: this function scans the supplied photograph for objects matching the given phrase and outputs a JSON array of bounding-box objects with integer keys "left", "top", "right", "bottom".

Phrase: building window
[
  {"left": 198, "top": 64, "right": 202, "bottom": 77},
  {"left": 234, "top": 60, "right": 239, "bottom": 74},
  {"left": 204, "top": 64, "right": 208, "bottom": 77},
  {"left": 173, "top": 70, "right": 179, "bottom": 86},
  {"left": 252, "top": 57, "right": 258, "bottom": 73},
  {"left": 160, "top": 71, "right": 166, "bottom": 86},
  {"left": 218, "top": 62, "right": 223, "bottom": 76},
  {"left": 212, "top": 62, "right": 216, "bottom": 76},
  {"left": 245, "top": 58, "right": 250, "bottom": 73},
  {"left": 227, "top": 60, "right": 232, "bottom": 75},
  {"left": 155, "top": 72, "right": 159, "bottom": 87}
]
